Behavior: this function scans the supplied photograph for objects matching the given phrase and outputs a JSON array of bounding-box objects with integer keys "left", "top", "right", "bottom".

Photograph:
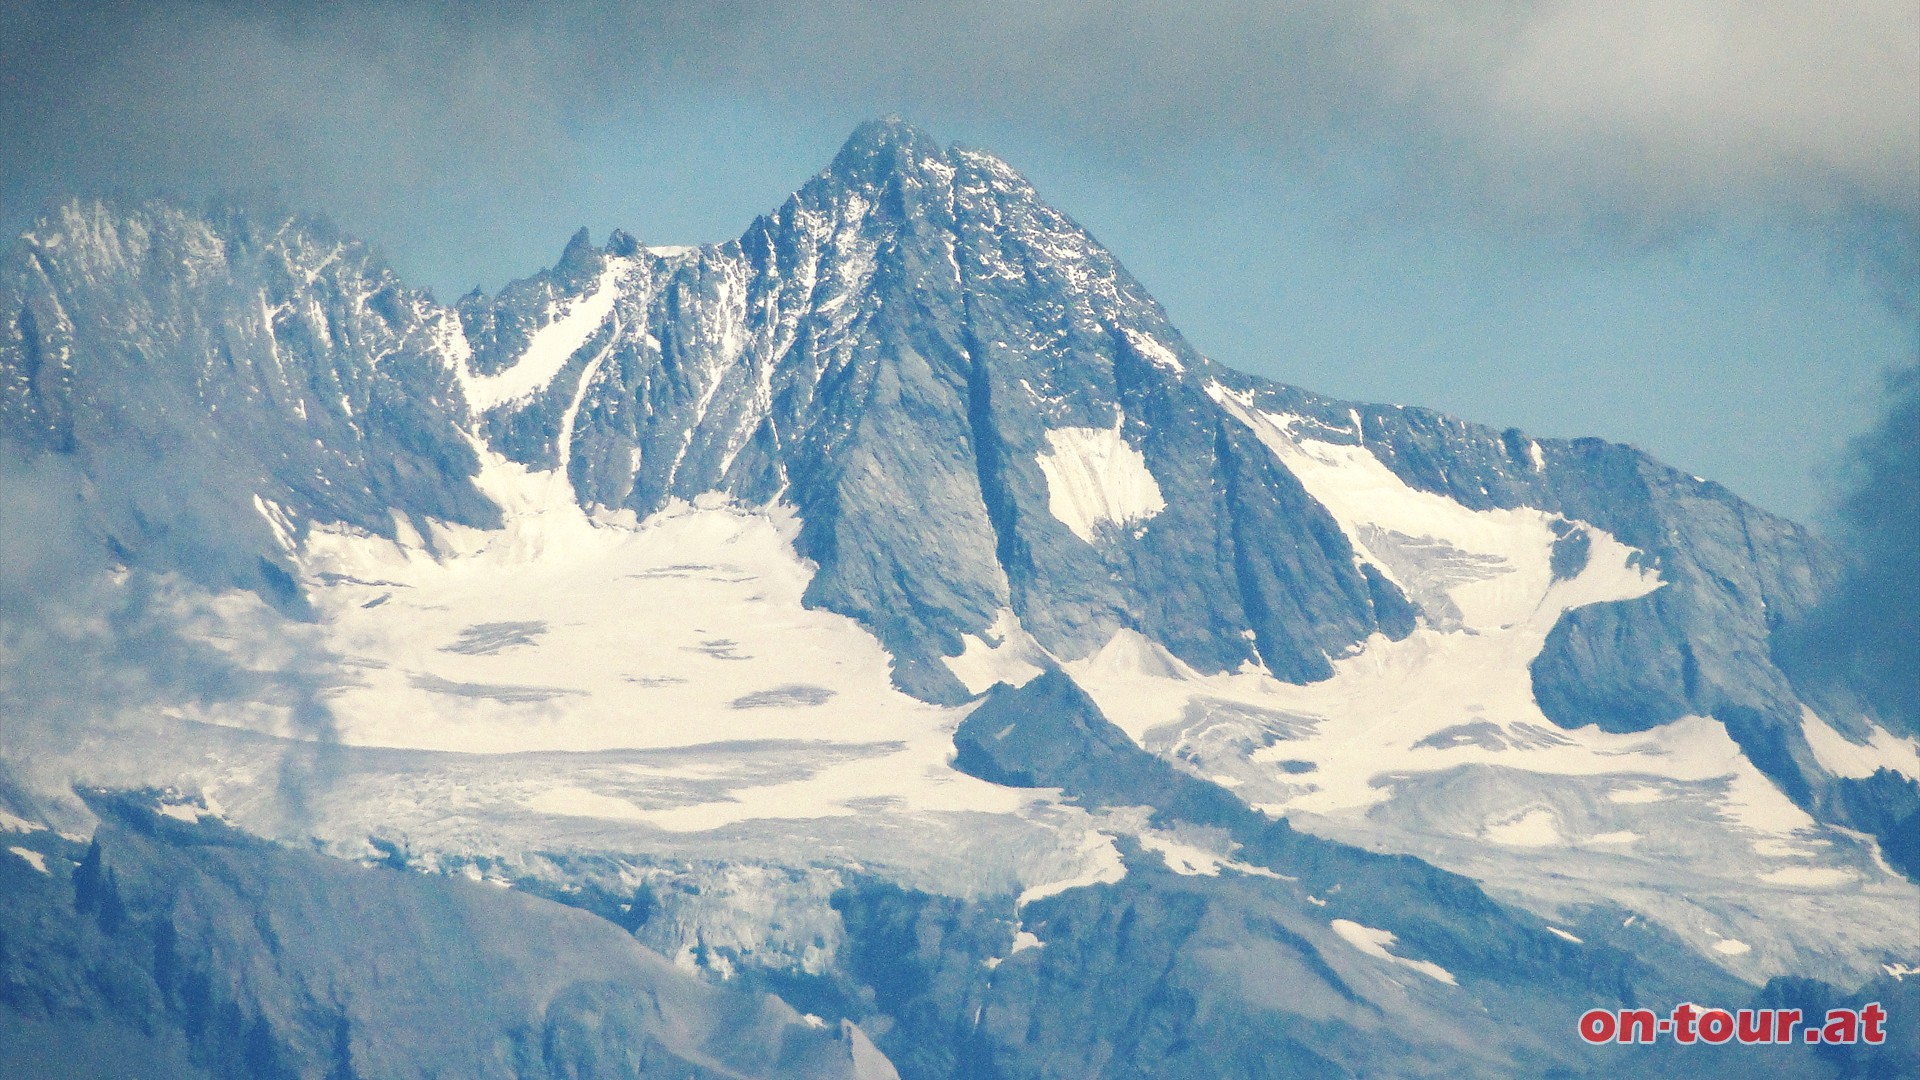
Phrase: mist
[
  {"left": 0, "top": 448, "right": 344, "bottom": 825},
  {"left": 3, "top": 2, "right": 1911, "bottom": 283},
  {"left": 1783, "top": 361, "right": 1920, "bottom": 737}
]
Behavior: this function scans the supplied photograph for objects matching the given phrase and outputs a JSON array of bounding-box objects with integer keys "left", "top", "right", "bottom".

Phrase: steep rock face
[
  {"left": 828, "top": 867, "right": 1916, "bottom": 1080},
  {"left": 6, "top": 128, "right": 1839, "bottom": 744},
  {"left": 451, "top": 121, "right": 1847, "bottom": 754},
  {"left": 860, "top": 670, "right": 1877, "bottom": 1079},
  {"left": 950, "top": 670, "right": 1694, "bottom": 997},
  {"left": 0, "top": 200, "right": 495, "bottom": 602},
  {"left": 461, "top": 121, "right": 1411, "bottom": 698},
  {"left": 1205, "top": 375, "right": 1832, "bottom": 730}
]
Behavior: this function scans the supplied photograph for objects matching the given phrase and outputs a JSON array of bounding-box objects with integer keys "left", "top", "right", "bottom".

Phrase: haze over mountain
[{"left": 0, "top": 120, "right": 1914, "bottom": 1078}]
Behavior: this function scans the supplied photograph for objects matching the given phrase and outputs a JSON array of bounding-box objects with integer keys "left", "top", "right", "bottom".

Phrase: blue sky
[{"left": 3, "top": 1, "right": 1914, "bottom": 525}]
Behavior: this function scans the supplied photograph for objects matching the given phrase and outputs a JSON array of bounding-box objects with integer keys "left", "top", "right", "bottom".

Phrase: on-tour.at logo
[{"left": 1578, "top": 1003, "right": 1888, "bottom": 1046}]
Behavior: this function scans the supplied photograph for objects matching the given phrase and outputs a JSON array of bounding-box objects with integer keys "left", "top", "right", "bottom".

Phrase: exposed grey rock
[
  {"left": 0, "top": 200, "right": 497, "bottom": 605},
  {"left": 0, "top": 790, "right": 888, "bottom": 1079},
  {"left": 2, "top": 119, "right": 1914, "bottom": 1078}
]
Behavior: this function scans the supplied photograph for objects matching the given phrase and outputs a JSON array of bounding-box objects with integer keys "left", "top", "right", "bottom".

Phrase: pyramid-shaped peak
[
  {"left": 824, "top": 118, "right": 954, "bottom": 189},
  {"left": 557, "top": 225, "right": 594, "bottom": 265},
  {"left": 840, "top": 116, "right": 942, "bottom": 156}
]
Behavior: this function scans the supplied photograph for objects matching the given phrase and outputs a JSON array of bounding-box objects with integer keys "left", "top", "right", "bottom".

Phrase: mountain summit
[{"left": 1, "top": 121, "right": 1915, "bottom": 1078}]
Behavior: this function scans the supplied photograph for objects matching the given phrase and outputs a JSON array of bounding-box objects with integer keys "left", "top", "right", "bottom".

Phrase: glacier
[{"left": 0, "top": 118, "right": 1914, "bottom": 1078}]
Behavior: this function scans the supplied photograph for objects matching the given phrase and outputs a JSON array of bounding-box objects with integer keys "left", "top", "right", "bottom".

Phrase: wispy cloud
[
  {"left": 0, "top": 448, "right": 343, "bottom": 823},
  {"left": 1784, "top": 361, "right": 1920, "bottom": 735},
  {"left": 3, "top": 2, "right": 1910, "bottom": 244}
]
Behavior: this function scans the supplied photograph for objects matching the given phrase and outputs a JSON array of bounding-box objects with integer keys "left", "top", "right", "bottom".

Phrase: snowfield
[
  {"left": 47, "top": 448, "right": 1126, "bottom": 930},
  {"left": 1022, "top": 384, "right": 1919, "bottom": 981},
  {"left": 39, "top": 383, "right": 1913, "bottom": 988},
  {"left": 1034, "top": 419, "right": 1167, "bottom": 543},
  {"left": 7, "top": 178, "right": 1912, "bottom": 1000}
]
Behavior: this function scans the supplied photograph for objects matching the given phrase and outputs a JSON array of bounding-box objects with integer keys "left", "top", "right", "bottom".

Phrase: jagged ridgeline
[{"left": 1, "top": 120, "right": 1914, "bottom": 1079}]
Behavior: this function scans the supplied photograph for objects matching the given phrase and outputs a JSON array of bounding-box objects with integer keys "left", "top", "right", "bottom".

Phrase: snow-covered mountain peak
[
  {"left": 822, "top": 117, "right": 952, "bottom": 187},
  {"left": 3, "top": 123, "right": 1917, "bottom": 1075}
]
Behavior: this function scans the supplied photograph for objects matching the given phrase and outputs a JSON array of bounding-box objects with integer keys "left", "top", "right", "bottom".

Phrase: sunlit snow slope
[
  {"left": 1025, "top": 388, "right": 1919, "bottom": 981},
  {"left": 2, "top": 121, "right": 1915, "bottom": 1045},
  {"left": 237, "top": 454, "right": 1131, "bottom": 904}
]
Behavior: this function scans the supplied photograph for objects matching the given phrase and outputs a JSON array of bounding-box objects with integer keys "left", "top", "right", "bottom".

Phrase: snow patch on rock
[
  {"left": 1120, "top": 328, "right": 1184, "bottom": 372},
  {"left": 1035, "top": 421, "right": 1165, "bottom": 543},
  {"left": 1330, "top": 919, "right": 1457, "bottom": 985},
  {"left": 1801, "top": 707, "right": 1920, "bottom": 784},
  {"left": 1483, "top": 807, "right": 1562, "bottom": 847},
  {"left": 461, "top": 260, "right": 629, "bottom": 412},
  {"left": 944, "top": 609, "right": 1051, "bottom": 695},
  {"left": 0, "top": 809, "right": 45, "bottom": 834},
  {"left": 1017, "top": 828, "right": 1127, "bottom": 906}
]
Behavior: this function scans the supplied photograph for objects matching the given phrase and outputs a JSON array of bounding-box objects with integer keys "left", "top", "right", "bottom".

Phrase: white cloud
[{"left": 1478, "top": 1, "right": 1918, "bottom": 210}]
